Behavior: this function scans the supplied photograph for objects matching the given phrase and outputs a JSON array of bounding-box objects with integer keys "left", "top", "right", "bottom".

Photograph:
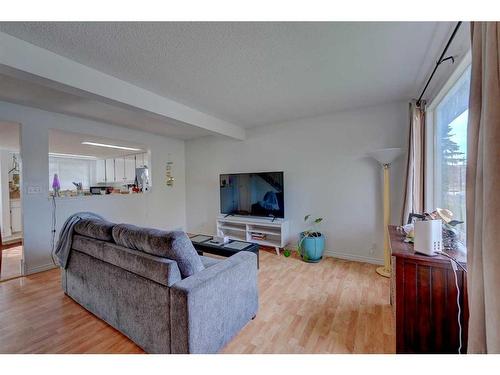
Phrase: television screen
[{"left": 220, "top": 172, "right": 284, "bottom": 218}]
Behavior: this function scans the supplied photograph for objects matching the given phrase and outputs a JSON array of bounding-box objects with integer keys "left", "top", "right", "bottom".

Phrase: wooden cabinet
[{"left": 389, "top": 225, "right": 468, "bottom": 353}]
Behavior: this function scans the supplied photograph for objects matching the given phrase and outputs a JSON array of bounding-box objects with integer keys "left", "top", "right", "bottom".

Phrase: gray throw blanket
[{"left": 54, "top": 212, "right": 105, "bottom": 268}]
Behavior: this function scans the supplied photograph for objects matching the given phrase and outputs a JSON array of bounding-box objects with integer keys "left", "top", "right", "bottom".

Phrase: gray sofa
[{"left": 60, "top": 219, "right": 259, "bottom": 354}]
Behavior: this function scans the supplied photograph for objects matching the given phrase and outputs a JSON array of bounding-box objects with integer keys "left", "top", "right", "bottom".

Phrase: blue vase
[{"left": 299, "top": 232, "right": 325, "bottom": 263}]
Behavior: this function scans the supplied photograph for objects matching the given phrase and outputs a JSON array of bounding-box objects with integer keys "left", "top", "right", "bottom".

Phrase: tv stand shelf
[{"left": 216, "top": 215, "right": 290, "bottom": 255}]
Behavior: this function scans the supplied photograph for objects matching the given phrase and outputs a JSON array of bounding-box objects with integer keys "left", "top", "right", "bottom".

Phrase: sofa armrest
[{"left": 170, "top": 251, "right": 258, "bottom": 353}]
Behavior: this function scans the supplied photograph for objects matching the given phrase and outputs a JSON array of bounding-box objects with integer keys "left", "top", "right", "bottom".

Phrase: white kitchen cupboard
[
  {"left": 94, "top": 154, "right": 147, "bottom": 184},
  {"left": 10, "top": 199, "right": 22, "bottom": 233},
  {"left": 105, "top": 159, "right": 115, "bottom": 182},
  {"left": 96, "top": 159, "right": 106, "bottom": 183},
  {"left": 124, "top": 156, "right": 136, "bottom": 182},
  {"left": 114, "top": 158, "right": 126, "bottom": 183}
]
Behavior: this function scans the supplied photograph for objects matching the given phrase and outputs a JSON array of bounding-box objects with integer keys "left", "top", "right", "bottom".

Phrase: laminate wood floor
[
  {"left": 0, "top": 245, "right": 23, "bottom": 281},
  {"left": 0, "top": 250, "right": 394, "bottom": 354}
]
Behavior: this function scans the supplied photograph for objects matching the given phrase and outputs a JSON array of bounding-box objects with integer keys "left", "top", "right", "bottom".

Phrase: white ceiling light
[{"left": 81, "top": 141, "right": 142, "bottom": 151}]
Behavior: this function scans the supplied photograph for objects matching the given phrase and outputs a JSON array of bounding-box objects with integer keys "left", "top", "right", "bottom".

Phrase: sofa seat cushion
[
  {"left": 74, "top": 218, "right": 115, "bottom": 242},
  {"left": 72, "top": 234, "right": 182, "bottom": 286},
  {"left": 112, "top": 224, "right": 204, "bottom": 278}
]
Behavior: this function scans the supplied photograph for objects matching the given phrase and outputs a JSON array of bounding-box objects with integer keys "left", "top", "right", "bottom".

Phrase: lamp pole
[
  {"left": 376, "top": 163, "right": 392, "bottom": 278},
  {"left": 367, "top": 147, "right": 402, "bottom": 278}
]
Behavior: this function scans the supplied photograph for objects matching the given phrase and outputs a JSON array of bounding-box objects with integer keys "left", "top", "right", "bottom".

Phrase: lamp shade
[{"left": 368, "top": 148, "right": 402, "bottom": 165}]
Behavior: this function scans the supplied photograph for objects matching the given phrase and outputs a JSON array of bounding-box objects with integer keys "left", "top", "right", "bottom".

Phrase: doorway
[{"left": 0, "top": 121, "right": 23, "bottom": 281}]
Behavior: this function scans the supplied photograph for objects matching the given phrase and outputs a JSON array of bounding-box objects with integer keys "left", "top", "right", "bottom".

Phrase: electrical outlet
[
  {"left": 369, "top": 243, "right": 376, "bottom": 255},
  {"left": 27, "top": 185, "right": 42, "bottom": 194}
]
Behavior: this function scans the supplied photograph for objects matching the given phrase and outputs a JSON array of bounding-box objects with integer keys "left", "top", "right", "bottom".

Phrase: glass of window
[{"left": 434, "top": 66, "right": 471, "bottom": 245}]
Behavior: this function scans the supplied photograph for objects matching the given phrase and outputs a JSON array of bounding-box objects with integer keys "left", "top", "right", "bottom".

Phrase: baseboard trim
[
  {"left": 25, "top": 263, "right": 58, "bottom": 275},
  {"left": 323, "top": 250, "right": 384, "bottom": 265}
]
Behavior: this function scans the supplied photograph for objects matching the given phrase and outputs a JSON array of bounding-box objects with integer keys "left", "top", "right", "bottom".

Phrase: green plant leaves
[
  {"left": 304, "top": 215, "right": 323, "bottom": 225},
  {"left": 299, "top": 215, "right": 324, "bottom": 262}
]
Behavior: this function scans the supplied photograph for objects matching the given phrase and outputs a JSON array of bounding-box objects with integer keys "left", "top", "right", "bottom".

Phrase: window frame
[{"left": 424, "top": 51, "right": 471, "bottom": 212}]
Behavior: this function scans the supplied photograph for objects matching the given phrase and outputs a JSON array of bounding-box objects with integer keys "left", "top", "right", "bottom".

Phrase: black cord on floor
[{"left": 50, "top": 195, "right": 58, "bottom": 266}]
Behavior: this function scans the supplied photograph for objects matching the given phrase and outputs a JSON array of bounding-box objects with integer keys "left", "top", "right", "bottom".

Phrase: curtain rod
[{"left": 416, "top": 21, "right": 463, "bottom": 107}]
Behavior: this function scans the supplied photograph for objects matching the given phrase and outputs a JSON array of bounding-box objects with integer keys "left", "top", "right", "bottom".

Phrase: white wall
[
  {"left": 0, "top": 99, "right": 408, "bottom": 271},
  {"left": 185, "top": 101, "right": 408, "bottom": 264},
  {"left": 0, "top": 150, "right": 12, "bottom": 238},
  {"left": 0, "top": 101, "right": 186, "bottom": 274}
]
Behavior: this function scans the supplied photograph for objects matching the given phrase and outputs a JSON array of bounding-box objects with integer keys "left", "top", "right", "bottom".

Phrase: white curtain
[{"left": 402, "top": 100, "right": 425, "bottom": 224}]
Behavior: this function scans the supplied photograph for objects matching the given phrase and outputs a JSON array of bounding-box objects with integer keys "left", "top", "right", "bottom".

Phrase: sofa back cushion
[
  {"left": 72, "top": 234, "right": 182, "bottom": 287},
  {"left": 112, "top": 224, "right": 204, "bottom": 278},
  {"left": 74, "top": 218, "right": 115, "bottom": 242}
]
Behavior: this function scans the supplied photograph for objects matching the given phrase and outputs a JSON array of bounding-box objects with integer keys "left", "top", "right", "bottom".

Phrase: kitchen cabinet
[
  {"left": 125, "top": 156, "right": 136, "bottom": 183},
  {"left": 94, "top": 154, "right": 147, "bottom": 184},
  {"left": 10, "top": 199, "right": 22, "bottom": 233},
  {"left": 115, "top": 158, "right": 126, "bottom": 183},
  {"left": 105, "top": 159, "right": 115, "bottom": 182},
  {"left": 96, "top": 159, "right": 106, "bottom": 183}
]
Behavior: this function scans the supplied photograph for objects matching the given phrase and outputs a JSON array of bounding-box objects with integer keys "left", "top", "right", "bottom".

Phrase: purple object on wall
[{"left": 52, "top": 173, "right": 61, "bottom": 193}]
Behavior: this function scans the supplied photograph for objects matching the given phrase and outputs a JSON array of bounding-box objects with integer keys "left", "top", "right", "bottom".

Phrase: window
[
  {"left": 433, "top": 65, "right": 471, "bottom": 243},
  {"left": 49, "top": 155, "right": 95, "bottom": 191}
]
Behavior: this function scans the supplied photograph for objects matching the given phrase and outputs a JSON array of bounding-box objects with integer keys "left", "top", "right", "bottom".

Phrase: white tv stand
[{"left": 216, "top": 215, "right": 290, "bottom": 255}]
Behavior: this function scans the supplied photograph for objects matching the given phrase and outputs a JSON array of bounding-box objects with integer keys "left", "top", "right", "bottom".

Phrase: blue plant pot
[{"left": 299, "top": 232, "right": 325, "bottom": 263}]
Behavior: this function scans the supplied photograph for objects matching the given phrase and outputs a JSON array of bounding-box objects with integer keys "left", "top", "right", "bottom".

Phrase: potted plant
[{"left": 284, "top": 215, "right": 325, "bottom": 262}]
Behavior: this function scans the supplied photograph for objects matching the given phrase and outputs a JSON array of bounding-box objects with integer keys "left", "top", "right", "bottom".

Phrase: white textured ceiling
[
  {"left": 0, "top": 22, "right": 469, "bottom": 128},
  {"left": 0, "top": 73, "right": 214, "bottom": 140}
]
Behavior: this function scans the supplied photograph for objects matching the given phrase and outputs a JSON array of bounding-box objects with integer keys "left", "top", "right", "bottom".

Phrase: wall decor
[{"left": 166, "top": 156, "right": 174, "bottom": 187}]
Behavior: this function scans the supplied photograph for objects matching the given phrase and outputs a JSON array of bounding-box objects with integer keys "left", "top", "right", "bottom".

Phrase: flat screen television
[{"left": 220, "top": 172, "right": 284, "bottom": 219}]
